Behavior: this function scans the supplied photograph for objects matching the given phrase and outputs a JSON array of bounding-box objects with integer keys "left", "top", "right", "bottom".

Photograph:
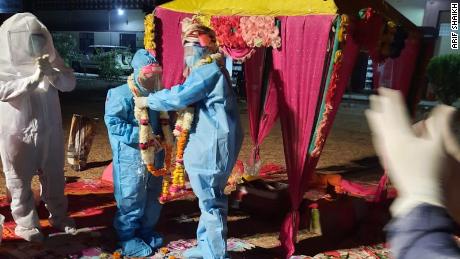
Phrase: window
[{"left": 439, "top": 23, "right": 452, "bottom": 36}]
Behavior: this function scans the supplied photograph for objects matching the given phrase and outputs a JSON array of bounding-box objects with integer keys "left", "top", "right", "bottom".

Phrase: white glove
[
  {"left": 37, "top": 54, "right": 59, "bottom": 78},
  {"left": 365, "top": 88, "right": 460, "bottom": 219},
  {"left": 27, "top": 67, "right": 44, "bottom": 90},
  {"left": 134, "top": 97, "right": 148, "bottom": 109}
]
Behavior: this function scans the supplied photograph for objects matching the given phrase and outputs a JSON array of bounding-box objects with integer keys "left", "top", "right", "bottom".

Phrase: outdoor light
[{"left": 117, "top": 8, "right": 124, "bottom": 16}]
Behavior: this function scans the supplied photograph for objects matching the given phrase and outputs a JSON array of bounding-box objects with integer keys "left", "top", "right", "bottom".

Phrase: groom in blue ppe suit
[
  {"left": 105, "top": 49, "right": 164, "bottom": 257},
  {"left": 134, "top": 18, "right": 244, "bottom": 259}
]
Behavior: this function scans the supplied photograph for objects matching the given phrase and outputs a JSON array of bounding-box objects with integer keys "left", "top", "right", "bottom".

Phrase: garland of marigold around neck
[{"left": 128, "top": 75, "right": 173, "bottom": 177}]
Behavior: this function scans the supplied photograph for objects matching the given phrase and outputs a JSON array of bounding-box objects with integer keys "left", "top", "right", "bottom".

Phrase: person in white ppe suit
[{"left": 0, "top": 13, "right": 77, "bottom": 242}]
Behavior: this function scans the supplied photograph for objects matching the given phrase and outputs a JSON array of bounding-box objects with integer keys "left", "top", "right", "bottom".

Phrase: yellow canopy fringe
[{"left": 160, "top": 0, "right": 337, "bottom": 16}]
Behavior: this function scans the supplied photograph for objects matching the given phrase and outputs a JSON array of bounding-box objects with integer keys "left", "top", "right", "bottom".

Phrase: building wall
[
  {"left": 53, "top": 31, "right": 144, "bottom": 51},
  {"left": 34, "top": 9, "right": 145, "bottom": 51},
  {"left": 387, "top": 0, "right": 426, "bottom": 26},
  {"left": 423, "top": 0, "right": 452, "bottom": 28},
  {"left": 422, "top": 1, "right": 457, "bottom": 56}
]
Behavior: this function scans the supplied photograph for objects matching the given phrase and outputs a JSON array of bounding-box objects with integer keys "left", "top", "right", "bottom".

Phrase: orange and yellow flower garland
[{"left": 159, "top": 108, "right": 194, "bottom": 203}]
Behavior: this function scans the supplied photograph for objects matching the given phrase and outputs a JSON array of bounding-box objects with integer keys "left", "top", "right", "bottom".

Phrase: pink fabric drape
[
  {"left": 244, "top": 48, "right": 279, "bottom": 166},
  {"left": 155, "top": 7, "right": 192, "bottom": 88},
  {"left": 222, "top": 46, "right": 256, "bottom": 62},
  {"left": 272, "top": 15, "right": 334, "bottom": 258}
]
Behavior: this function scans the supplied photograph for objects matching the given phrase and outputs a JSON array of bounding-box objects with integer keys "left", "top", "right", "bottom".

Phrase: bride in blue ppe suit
[
  {"left": 105, "top": 49, "right": 165, "bottom": 257},
  {"left": 134, "top": 17, "right": 244, "bottom": 259},
  {"left": 0, "top": 13, "right": 76, "bottom": 242}
]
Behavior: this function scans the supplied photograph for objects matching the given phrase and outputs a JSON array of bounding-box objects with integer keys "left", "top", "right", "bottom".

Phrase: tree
[
  {"left": 93, "top": 48, "right": 125, "bottom": 80},
  {"left": 426, "top": 54, "right": 460, "bottom": 105},
  {"left": 52, "top": 33, "right": 82, "bottom": 68}
]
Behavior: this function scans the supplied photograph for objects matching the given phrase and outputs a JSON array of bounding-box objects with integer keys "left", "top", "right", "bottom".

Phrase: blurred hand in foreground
[{"left": 365, "top": 88, "right": 460, "bottom": 222}]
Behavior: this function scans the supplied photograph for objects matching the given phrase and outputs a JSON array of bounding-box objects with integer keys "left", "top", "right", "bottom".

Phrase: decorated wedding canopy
[{"left": 151, "top": 0, "right": 421, "bottom": 257}]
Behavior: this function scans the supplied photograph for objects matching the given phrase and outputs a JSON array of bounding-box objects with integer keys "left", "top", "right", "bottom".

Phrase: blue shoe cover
[
  {"left": 120, "top": 237, "right": 153, "bottom": 257},
  {"left": 183, "top": 246, "right": 204, "bottom": 259},
  {"left": 141, "top": 232, "right": 164, "bottom": 250}
]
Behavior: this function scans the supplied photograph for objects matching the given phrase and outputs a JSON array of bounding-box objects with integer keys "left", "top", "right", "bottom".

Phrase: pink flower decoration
[{"left": 240, "top": 16, "right": 281, "bottom": 48}]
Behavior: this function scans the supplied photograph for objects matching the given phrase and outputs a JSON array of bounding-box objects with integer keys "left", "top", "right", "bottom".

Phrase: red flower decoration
[{"left": 210, "top": 16, "right": 247, "bottom": 49}]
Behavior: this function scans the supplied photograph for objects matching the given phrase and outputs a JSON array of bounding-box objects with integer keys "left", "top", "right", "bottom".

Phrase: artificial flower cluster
[
  {"left": 210, "top": 15, "right": 281, "bottom": 50},
  {"left": 210, "top": 16, "right": 247, "bottom": 49},
  {"left": 144, "top": 13, "right": 156, "bottom": 53},
  {"left": 240, "top": 16, "right": 281, "bottom": 48}
]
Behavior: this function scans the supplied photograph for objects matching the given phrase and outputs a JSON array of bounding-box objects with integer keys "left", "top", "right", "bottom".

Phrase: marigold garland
[
  {"left": 144, "top": 13, "right": 156, "bottom": 52},
  {"left": 161, "top": 107, "right": 194, "bottom": 201}
]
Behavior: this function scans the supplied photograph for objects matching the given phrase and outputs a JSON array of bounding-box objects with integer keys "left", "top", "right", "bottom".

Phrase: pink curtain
[
  {"left": 154, "top": 7, "right": 192, "bottom": 88},
  {"left": 272, "top": 15, "right": 334, "bottom": 258},
  {"left": 244, "top": 48, "right": 279, "bottom": 167}
]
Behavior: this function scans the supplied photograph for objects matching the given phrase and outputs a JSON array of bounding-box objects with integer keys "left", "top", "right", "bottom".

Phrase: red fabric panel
[
  {"left": 272, "top": 15, "right": 334, "bottom": 258},
  {"left": 258, "top": 72, "right": 279, "bottom": 144},
  {"left": 244, "top": 48, "right": 266, "bottom": 149},
  {"left": 390, "top": 38, "right": 420, "bottom": 96},
  {"left": 244, "top": 48, "right": 279, "bottom": 164},
  {"left": 154, "top": 7, "right": 192, "bottom": 89}
]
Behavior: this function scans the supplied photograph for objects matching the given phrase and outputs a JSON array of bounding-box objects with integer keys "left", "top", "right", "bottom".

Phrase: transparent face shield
[
  {"left": 183, "top": 44, "right": 206, "bottom": 68},
  {"left": 8, "top": 30, "right": 50, "bottom": 66},
  {"left": 30, "top": 33, "right": 47, "bottom": 57}
]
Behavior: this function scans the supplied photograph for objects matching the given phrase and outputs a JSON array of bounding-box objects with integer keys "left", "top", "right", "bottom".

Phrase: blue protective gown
[
  {"left": 105, "top": 83, "right": 164, "bottom": 255},
  {"left": 146, "top": 59, "right": 243, "bottom": 259}
]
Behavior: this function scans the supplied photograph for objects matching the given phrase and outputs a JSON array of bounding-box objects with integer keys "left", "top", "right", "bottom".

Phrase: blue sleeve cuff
[{"left": 386, "top": 204, "right": 460, "bottom": 259}]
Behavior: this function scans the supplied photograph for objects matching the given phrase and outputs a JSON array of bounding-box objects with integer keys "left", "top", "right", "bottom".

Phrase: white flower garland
[{"left": 129, "top": 75, "right": 173, "bottom": 176}]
